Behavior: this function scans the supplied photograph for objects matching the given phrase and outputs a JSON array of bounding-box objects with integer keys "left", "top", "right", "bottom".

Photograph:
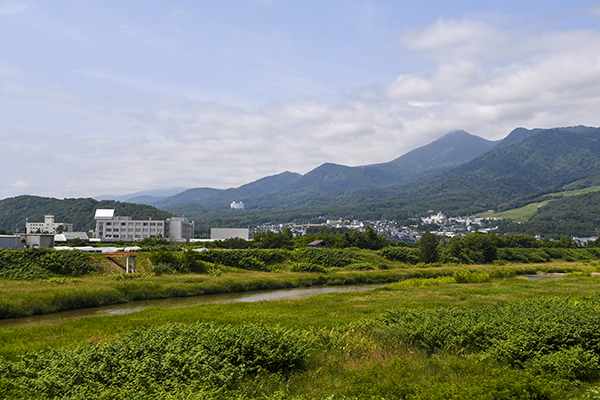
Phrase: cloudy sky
[{"left": 2, "top": 0, "right": 600, "bottom": 199}]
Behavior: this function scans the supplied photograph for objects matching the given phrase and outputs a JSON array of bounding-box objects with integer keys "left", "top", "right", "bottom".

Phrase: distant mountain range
[
  {"left": 112, "top": 129, "right": 501, "bottom": 210},
  {"left": 3, "top": 125, "right": 600, "bottom": 236}
]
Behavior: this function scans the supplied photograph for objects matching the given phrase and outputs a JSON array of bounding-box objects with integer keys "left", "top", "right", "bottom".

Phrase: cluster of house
[
  {"left": 0, "top": 210, "right": 195, "bottom": 250},
  {"left": 249, "top": 213, "right": 494, "bottom": 243}
]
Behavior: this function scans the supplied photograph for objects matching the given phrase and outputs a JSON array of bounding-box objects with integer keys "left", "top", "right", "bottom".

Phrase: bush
[
  {"left": 525, "top": 346, "right": 600, "bottom": 381},
  {"left": 0, "top": 323, "right": 310, "bottom": 397},
  {"left": 381, "top": 246, "right": 420, "bottom": 264},
  {"left": 153, "top": 263, "right": 177, "bottom": 275},
  {"left": 296, "top": 248, "right": 364, "bottom": 269},
  {"left": 290, "top": 262, "right": 325, "bottom": 273},
  {"left": 238, "top": 256, "right": 266, "bottom": 271},
  {"left": 370, "top": 295, "right": 600, "bottom": 382},
  {"left": 196, "top": 249, "right": 292, "bottom": 271},
  {"left": 453, "top": 270, "right": 491, "bottom": 284},
  {"left": 0, "top": 249, "right": 95, "bottom": 280}
]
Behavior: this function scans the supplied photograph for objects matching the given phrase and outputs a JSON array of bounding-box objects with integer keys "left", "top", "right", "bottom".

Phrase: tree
[
  {"left": 56, "top": 225, "right": 65, "bottom": 234},
  {"left": 253, "top": 230, "right": 294, "bottom": 249},
  {"left": 419, "top": 230, "right": 439, "bottom": 263},
  {"left": 69, "top": 237, "right": 87, "bottom": 247}
]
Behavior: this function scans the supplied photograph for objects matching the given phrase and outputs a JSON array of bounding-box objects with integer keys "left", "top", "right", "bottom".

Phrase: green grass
[
  {"left": 1, "top": 260, "right": 589, "bottom": 320},
  {"left": 478, "top": 185, "right": 600, "bottom": 221},
  {"left": 3, "top": 261, "right": 600, "bottom": 399}
]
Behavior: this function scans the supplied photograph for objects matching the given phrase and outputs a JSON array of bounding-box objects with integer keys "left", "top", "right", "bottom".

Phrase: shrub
[
  {"left": 525, "top": 347, "right": 600, "bottom": 381},
  {"left": 0, "top": 249, "right": 95, "bottom": 280},
  {"left": 238, "top": 256, "right": 267, "bottom": 271},
  {"left": 342, "top": 263, "right": 373, "bottom": 271},
  {"left": 296, "top": 248, "right": 364, "bottom": 269},
  {"left": 196, "top": 249, "right": 292, "bottom": 271},
  {"left": 153, "top": 263, "right": 177, "bottom": 275},
  {"left": 453, "top": 270, "right": 491, "bottom": 283},
  {"left": 370, "top": 295, "right": 600, "bottom": 382},
  {"left": 381, "top": 246, "right": 420, "bottom": 264},
  {"left": 0, "top": 323, "right": 310, "bottom": 397},
  {"left": 290, "top": 262, "right": 325, "bottom": 273}
]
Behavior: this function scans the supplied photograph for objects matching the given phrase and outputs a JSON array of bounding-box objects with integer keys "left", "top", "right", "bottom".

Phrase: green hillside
[
  {"left": 0, "top": 196, "right": 173, "bottom": 232},
  {"left": 479, "top": 186, "right": 600, "bottom": 221}
]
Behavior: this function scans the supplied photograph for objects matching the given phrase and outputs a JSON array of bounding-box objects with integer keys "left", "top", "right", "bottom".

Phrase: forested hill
[
  {"left": 331, "top": 126, "right": 600, "bottom": 214},
  {"left": 130, "top": 129, "right": 496, "bottom": 210},
  {"left": 0, "top": 196, "right": 173, "bottom": 233}
]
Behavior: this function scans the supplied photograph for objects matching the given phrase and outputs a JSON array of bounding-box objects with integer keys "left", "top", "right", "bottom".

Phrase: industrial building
[
  {"left": 94, "top": 209, "right": 194, "bottom": 242},
  {"left": 210, "top": 228, "right": 249, "bottom": 240},
  {"left": 0, "top": 234, "right": 55, "bottom": 249},
  {"left": 26, "top": 215, "right": 73, "bottom": 234}
]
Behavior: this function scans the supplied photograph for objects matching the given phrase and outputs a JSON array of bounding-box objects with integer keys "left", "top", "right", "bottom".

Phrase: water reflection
[
  {"left": 522, "top": 273, "right": 564, "bottom": 280},
  {"left": 0, "top": 283, "right": 384, "bottom": 329}
]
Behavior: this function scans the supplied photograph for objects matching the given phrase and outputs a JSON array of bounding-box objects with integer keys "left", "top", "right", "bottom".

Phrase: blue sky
[{"left": 2, "top": 0, "right": 600, "bottom": 199}]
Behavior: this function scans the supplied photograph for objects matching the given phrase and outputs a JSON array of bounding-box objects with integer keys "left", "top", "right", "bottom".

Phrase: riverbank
[
  {"left": 3, "top": 270, "right": 600, "bottom": 399},
  {"left": 0, "top": 261, "right": 589, "bottom": 319}
]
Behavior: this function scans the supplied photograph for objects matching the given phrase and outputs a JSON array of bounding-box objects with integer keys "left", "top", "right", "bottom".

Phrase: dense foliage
[
  {"left": 381, "top": 246, "right": 420, "bottom": 264},
  {"left": 368, "top": 293, "right": 600, "bottom": 381},
  {"left": 195, "top": 249, "right": 291, "bottom": 271},
  {"left": 437, "top": 232, "right": 600, "bottom": 265},
  {"left": 0, "top": 249, "right": 95, "bottom": 279},
  {"left": 148, "top": 250, "right": 208, "bottom": 274},
  {"left": 0, "top": 323, "right": 310, "bottom": 398},
  {"left": 295, "top": 248, "right": 364, "bottom": 269}
]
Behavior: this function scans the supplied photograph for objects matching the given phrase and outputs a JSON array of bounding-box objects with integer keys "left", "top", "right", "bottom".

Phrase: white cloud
[
  {"left": 0, "top": 63, "right": 19, "bottom": 77},
  {"left": 0, "top": 1, "right": 32, "bottom": 14},
  {"left": 399, "top": 17, "right": 513, "bottom": 63},
  {"left": 4, "top": 15, "right": 600, "bottom": 199},
  {"left": 10, "top": 180, "right": 29, "bottom": 189}
]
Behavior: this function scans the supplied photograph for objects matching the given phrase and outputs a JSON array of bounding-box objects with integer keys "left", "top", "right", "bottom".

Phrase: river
[{"left": 0, "top": 283, "right": 385, "bottom": 329}]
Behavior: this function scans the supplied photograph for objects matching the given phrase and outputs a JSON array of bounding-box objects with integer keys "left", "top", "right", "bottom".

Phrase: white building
[
  {"left": 26, "top": 215, "right": 73, "bottom": 234},
  {"left": 230, "top": 201, "right": 245, "bottom": 210},
  {"left": 94, "top": 209, "right": 194, "bottom": 242},
  {"left": 421, "top": 212, "right": 447, "bottom": 225},
  {"left": 166, "top": 217, "right": 195, "bottom": 242}
]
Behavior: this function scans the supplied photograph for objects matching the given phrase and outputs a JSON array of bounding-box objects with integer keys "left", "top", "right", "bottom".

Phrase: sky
[{"left": 2, "top": 0, "right": 600, "bottom": 199}]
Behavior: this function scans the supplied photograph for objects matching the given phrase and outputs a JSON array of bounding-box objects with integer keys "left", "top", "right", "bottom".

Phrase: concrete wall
[
  {"left": 210, "top": 228, "right": 249, "bottom": 240},
  {"left": 0, "top": 235, "right": 21, "bottom": 250},
  {"left": 167, "top": 217, "right": 195, "bottom": 242},
  {"left": 19, "top": 234, "right": 55, "bottom": 249}
]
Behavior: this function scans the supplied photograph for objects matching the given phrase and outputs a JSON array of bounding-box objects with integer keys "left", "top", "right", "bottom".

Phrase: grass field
[
  {"left": 477, "top": 185, "right": 600, "bottom": 221},
  {"left": 2, "top": 260, "right": 600, "bottom": 399}
]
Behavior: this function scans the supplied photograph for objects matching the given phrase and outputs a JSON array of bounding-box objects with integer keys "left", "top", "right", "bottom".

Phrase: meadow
[{"left": 2, "top": 242, "right": 600, "bottom": 399}]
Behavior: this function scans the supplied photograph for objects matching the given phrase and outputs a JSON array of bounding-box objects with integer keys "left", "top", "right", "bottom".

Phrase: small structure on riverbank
[
  {"left": 105, "top": 251, "right": 137, "bottom": 273},
  {"left": 308, "top": 240, "right": 330, "bottom": 248}
]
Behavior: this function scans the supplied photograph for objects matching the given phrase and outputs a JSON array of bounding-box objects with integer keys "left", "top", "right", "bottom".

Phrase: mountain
[
  {"left": 3, "top": 125, "right": 600, "bottom": 236},
  {"left": 0, "top": 196, "right": 173, "bottom": 233},
  {"left": 491, "top": 127, "right": 542, "bottom": 150},
  {"left": 151, "top": 188, "right": 223, "bottom": 209},
  {"left": 95, "top": 187, "right": 188, "bottom": 204},
  {"left": 150, "top": 171, "right": 302, "bottom": 210},
  {"left": 237, "top": 171, "right": 302, "bottom": 197},
  {"left": 379, "top": 129, "right": 499, "bottom": 174},
  {"left": 153, "top": 129, "right": 498, "bottom": 211},
  {"left": 282, "top": 130, "right": 497, "bottom": 194},
  {"left": 338, "top": 126, "right": 600, "bottom": 215}
]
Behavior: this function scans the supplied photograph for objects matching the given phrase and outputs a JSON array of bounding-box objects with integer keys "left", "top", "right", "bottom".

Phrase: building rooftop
[{"left": 94, "top": 209, "right": 115, "bottom": 220}]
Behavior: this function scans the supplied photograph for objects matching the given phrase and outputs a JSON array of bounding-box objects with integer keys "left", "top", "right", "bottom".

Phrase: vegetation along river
[{"left": 0, "top": 283, "right": 385, "bottom": 329}]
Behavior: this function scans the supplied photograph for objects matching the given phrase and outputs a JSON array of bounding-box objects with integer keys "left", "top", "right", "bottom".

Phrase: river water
[{"left": 0, "top": 283, "right": 385, "bottom": 329}]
